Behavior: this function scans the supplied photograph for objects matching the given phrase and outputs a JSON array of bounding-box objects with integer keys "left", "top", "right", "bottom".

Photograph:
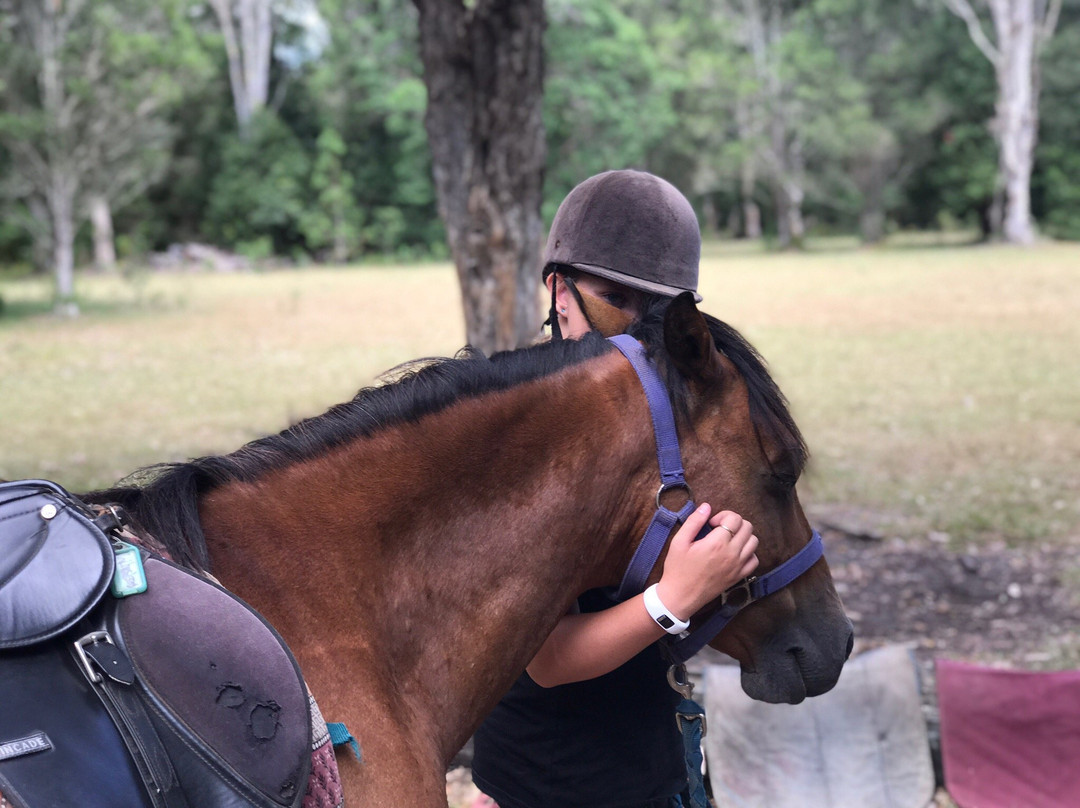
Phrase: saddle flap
[
  {"left": 0, "top": 480, "right": 114, "bottom": 649},
  {"left": 116, "top": 558, "right": 312, "bottom": 806}
]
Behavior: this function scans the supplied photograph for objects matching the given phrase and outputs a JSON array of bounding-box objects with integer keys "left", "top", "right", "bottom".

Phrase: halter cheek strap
[
  {"left": 606, "top": 334, "right": 826, "bottom": 661},
  {"left": 609, "top": 335, "right": 696, "bottom": 601}
]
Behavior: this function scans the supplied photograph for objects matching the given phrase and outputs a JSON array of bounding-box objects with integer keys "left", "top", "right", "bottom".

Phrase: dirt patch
[{"left": 815, "top": 506, "right": 1080, "bottom": 670}]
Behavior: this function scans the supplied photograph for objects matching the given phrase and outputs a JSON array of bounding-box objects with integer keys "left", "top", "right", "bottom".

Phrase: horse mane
[
  {"left": 87, "top": 304, "right": 805, "bottom": 570},
  {"left": 86, "top": 334, "right": 612, "bottom": 568}
]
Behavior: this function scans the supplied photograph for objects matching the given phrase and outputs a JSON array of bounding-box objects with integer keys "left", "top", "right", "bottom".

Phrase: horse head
[{"left": 620, "top": 292, "right": 853, "bottom": 705}]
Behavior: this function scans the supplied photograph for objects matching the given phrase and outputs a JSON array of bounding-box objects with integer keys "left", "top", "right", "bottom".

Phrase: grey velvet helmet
[{"left": 542, "top": 170, "right": 702, "bottom": 302}]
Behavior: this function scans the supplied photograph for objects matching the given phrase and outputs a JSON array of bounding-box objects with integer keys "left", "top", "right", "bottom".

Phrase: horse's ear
[
  {"left": 663, "top": 292, "right": 721, "bottom": 383},
  {"left": 580, "top": 290, "right": 636, "bottom": 337}
]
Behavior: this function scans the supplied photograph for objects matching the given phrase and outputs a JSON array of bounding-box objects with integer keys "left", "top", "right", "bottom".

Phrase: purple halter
[{"left": 607, "top": 334, "right": 825, "bottom": 665}]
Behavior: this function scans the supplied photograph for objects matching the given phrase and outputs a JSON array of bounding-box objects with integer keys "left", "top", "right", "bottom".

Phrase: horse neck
[{"left": 198, "top": 350, "right": 658, "bottom": 765}]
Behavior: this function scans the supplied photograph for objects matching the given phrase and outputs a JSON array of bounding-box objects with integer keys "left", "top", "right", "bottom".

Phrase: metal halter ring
[{"left": 655, "top": 481, "right": 694, "bottom": 511}]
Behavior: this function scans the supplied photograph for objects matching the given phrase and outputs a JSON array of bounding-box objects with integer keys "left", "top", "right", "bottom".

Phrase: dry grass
[
  {"left": 0, "top": 264, "right": 466, "bottom": 490},
  {"left": 2, "top": 239, "right": 1078, "bottom": 549},
  {"left": 693, "top": 239, "right": 1080, "bottom": 547}
]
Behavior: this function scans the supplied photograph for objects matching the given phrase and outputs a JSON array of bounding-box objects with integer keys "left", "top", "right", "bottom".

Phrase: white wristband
[{"left": 643, "top": 584, "right": 690, "bottom": 635}]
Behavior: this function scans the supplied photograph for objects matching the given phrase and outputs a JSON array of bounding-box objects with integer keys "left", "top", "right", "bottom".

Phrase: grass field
[{"left": 2, "top": 238, "right": 1078, "bottom": 551}]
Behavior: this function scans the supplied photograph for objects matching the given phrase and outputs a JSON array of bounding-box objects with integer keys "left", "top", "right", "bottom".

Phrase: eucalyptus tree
[
  {"left": 208, "top": 0, "right": 273, "bottom": 133},
  {"left": 0, "top": 0, "right": 189, "bottom": 307},
  {"left": 940, "top": 0, "right": 1063, "bottom": 243}
]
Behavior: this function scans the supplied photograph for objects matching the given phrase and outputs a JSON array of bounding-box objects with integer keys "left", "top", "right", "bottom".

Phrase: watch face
[{"left": 658, "top": 614, "right": 675, "bottom": 629}]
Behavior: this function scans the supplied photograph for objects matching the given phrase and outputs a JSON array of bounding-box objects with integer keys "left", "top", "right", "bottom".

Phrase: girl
[{"left": 471, "top": 170, "right": 759, "bottom": 808}]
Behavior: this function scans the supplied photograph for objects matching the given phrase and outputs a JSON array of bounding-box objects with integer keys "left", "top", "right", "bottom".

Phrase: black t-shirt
[{"left": 471, "top": 590, "right": 686, "bottom": 808}]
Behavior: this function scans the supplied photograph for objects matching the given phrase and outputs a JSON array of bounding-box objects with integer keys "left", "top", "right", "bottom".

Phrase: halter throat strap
[{"left": 606, "top": 334, "right": 826, "bottom": 659}]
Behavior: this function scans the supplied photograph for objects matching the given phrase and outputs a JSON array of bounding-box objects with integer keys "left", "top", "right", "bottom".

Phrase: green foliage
[
  {"left": 4, "top": 0, "right": 1078, "bottom": 266},
  {"left": 892, "top": 7, "right": 997, "bottom": 233},
  {"left": 205, "top": 113, "right": 312, "bottom": 253},
  {"left": 301, "top": 128, "right": 363, "bottom": 261},
  {"left": 543, "top": 0, "right": 677, "bottom": 219},
  {"left": 1034, "top": 20, "right": 1080, "bottom": 240},
  {"left": 299, "top": 0, "right": 442, "bottom": 256}
]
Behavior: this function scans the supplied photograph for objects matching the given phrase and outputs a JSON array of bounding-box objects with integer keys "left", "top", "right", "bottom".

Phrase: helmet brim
[{"left": 545, "top": 261, "right": 703, "bottom": 303}]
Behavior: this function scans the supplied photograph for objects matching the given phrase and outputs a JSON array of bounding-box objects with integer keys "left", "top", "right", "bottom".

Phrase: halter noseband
[{"left": 607, "top": 334, "right": 825, "bottom": 665}]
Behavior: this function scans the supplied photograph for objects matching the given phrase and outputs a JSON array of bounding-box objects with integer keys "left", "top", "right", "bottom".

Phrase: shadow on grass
[{"left": 0, "top": 292, "right": 180, "bottom": 325}]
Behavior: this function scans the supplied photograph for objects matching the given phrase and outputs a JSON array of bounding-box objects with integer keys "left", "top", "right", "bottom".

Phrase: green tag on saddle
[{"left": 111, "top": 540, "right": 148, "bottom": 597}]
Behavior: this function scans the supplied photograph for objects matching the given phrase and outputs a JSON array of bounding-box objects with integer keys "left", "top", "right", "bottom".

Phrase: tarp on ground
[
  {"left": 702, "top": 643, "right": 935, "bottom": 808},
  {"left": 937, "top": 658, "right": 1080, "bottom": 808}
]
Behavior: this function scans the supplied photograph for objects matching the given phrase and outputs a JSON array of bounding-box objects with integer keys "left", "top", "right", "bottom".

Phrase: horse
[{"left": 88, "top": 292, "right": 853, "bottom": 807}]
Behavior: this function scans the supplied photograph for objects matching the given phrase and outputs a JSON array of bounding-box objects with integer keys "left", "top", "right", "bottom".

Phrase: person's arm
[{"left": 526, "top": 503, "right": 759, "bottom": 687}]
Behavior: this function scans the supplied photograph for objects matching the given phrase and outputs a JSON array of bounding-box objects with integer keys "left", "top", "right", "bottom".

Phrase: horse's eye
[{"left": 768, "top": 472, "right": 798, "bottom": 492}]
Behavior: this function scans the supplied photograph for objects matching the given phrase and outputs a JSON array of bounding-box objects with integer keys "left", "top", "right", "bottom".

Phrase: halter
[{"left": 607, "top": 334, "right": 825, "bottom": 665}]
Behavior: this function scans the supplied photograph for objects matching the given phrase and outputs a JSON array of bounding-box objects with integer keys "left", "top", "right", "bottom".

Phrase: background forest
[{"left": 1, "top": 0, "right": 1078, "bottom": 282}]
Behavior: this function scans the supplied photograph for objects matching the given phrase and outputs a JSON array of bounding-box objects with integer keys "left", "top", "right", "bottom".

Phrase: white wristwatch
[{"left": 643, "top": 584, "right": 690, "bottom": 634}]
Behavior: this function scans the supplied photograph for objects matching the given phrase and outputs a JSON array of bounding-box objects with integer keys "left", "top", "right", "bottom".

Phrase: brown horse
[{"left": 91, "top": 294, "right": 853, "bottom": 807}]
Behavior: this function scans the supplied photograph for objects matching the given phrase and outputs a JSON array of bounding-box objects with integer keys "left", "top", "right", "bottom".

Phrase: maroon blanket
[{"left": 937, "top": 658, "right": 1080, "bottom": 808}]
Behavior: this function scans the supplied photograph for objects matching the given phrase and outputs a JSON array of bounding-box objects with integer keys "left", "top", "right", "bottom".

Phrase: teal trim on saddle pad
[{"left": 327, "top": 722, "right": 361, "bottom": 763}]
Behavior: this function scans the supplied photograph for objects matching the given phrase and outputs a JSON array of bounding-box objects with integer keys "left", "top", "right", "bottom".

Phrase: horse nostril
[{"left": 845, "top": 631, "right": 855, "bottom": 660}]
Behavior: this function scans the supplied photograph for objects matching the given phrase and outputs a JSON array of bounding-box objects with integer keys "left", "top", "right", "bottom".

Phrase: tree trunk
[
  {"left": 992, "top": 0, "right": 1037, "bottom": 244},
  {"left": 734, "top": 82, "right": 763, "bottom": 240},
  {"left": 33, "top": 0, "right": 80, "bottom": 311},
  {"left": 942, "top": 0, "right": 1062, "bottom": 244},
  {"left": 413, "top": 0, "right": 546, "bottom": 355},
  {"left": 741, "top": 163, "right": 762, "bottom": 240},
  {"left": 785, "top": 135, "right": 806, "bottom": 248},
  {"left": 49, "top": 176, "right": 77, "bottom": 313},
  {"left": 859, "top": 208, "right": 886, "bottom": 245},
  {"left": 210, "top": 0, "right": 273, "bottom": 132},
  {"left": 89, "top": 194, "right": 117, "bottom": 271}
]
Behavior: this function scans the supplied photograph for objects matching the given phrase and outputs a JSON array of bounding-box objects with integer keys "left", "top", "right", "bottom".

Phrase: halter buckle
[{"left": 719, "top": 575, "right": 758, "bottom": 609}]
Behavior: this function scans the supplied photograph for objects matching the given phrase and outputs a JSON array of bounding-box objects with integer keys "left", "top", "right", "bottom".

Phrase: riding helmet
[{"left": 542, "top": 169, "right": 702, "bottom": 302}]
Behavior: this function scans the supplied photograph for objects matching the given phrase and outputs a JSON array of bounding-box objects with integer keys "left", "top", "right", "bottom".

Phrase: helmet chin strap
[{"left": 547, "top": 277, "right": 563, "bottom": 341}]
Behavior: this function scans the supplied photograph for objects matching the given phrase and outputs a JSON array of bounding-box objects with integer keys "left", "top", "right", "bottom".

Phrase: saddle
[{"left": 0, "top": 479, "right": 317, "bottom": 808}]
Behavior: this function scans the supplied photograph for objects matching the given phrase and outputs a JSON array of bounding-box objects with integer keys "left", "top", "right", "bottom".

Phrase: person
[{"left": 470, "top": 170, "right": 760, "bottom": 808}]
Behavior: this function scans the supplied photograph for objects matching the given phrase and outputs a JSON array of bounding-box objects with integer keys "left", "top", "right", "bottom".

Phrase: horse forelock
[{"left": 627, "top": 298, "right": 808, "bottom": 479}]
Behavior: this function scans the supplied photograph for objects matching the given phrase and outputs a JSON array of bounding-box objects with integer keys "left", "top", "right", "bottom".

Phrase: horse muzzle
[{"left": 739, "top": 618, "right": 855, "bottom": 705}]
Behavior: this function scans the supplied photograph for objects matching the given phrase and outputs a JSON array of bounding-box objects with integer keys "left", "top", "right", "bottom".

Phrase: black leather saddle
[{"left": 0, "top": 479, "right": 312, "bottom": 808}]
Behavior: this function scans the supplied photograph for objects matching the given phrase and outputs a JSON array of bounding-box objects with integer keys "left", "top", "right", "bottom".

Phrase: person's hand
[{"left": 655, "top": 503, "right": 759, "bottom": 621}]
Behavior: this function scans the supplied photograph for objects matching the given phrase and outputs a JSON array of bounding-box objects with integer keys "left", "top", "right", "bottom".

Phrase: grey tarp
[{"left": 702, "top": 644, "right": 935, "bottom": 808}]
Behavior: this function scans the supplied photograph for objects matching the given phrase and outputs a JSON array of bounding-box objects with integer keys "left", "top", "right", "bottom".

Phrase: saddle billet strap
[{"left": 72, "top": 627, "right": 189, "bottom": 808}]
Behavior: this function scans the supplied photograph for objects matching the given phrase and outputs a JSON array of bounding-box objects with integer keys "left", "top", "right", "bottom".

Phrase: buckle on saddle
[{"left": 73, "top": 631, "right": 115, "bottom": 684}]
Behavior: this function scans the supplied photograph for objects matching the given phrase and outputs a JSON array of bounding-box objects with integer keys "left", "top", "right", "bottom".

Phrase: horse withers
[{"left": 82, "top": 293, "right": 852, "bottom": 806}]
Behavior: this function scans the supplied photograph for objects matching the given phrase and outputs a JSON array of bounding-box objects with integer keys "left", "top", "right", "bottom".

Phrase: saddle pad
[
  {"left": 702, "top": 644, "right": 935, "bottom": 808},
  {"left": 937, "top": 658, "right": 1080, "bottom": 808}
]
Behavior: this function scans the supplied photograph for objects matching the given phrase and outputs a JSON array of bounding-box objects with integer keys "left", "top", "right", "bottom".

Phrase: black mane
[{"left": 87, "top": 305, "right": 804, "bottom": 570}]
